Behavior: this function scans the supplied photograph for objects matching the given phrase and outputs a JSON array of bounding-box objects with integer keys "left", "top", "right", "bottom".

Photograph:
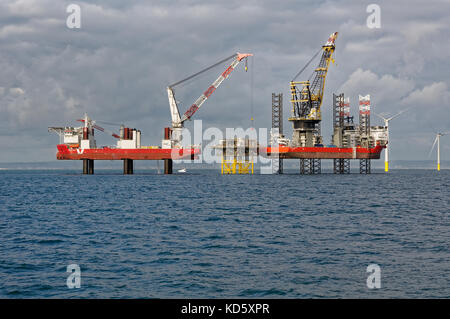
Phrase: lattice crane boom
[
  {"left": 290, "top": 32, "right": 338, "bottom": 121},
  {"left": 167, "top": 52, "right": 253, "bottom": 129}
]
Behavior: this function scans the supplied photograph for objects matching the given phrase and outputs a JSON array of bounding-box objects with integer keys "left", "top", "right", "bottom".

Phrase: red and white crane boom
[{"left": 167, "top": 52, "right": 252, "bottom": 146}]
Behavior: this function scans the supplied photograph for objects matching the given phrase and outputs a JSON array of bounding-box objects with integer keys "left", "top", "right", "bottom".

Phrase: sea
[{"left": 0, "top": 169, "right": 448, "bottom": 298}]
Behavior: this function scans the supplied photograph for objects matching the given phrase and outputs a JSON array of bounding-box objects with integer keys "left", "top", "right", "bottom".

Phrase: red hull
[
  {"left": 56, "top": 144, "right": 383, "bottom": 161},
  {"left": 56, "top": 144, "right": 200, "bottom": 160},
  {"left": 264, "top": 145, "right": 384, "bottom": 159}
]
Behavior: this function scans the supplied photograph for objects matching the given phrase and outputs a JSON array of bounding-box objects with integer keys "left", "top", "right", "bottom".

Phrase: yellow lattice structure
[
  {"left": 216, "top": 138, "right": 256, "bottom": 175},
  {"left": 221, "top": 157, "right": 254, "bottom": 174}
]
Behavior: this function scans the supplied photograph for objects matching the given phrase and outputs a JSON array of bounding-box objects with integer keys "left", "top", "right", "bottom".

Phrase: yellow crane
[{"left": 289, "top": 32, "right": 338, "bottom": 147}]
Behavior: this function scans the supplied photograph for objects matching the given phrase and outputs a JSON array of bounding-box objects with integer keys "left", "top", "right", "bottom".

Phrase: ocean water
[{"left": 0, "top": 169, "right": 449, "bottom": 298}]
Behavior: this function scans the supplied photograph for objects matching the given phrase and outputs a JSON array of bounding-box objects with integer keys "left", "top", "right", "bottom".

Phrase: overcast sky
[{"left": 0, "top": 0, "right": 449, "bottom": 162}]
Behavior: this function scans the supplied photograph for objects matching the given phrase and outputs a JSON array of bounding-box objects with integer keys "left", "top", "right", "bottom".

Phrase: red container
[
  {"left": 83, "top": 127, "right": 89, "bottom": 140},
  {"left": 164, "top": 127, "right": 172, "bottom": 139}
]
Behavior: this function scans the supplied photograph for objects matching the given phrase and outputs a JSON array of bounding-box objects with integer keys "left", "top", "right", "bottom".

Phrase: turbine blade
[
  {"left": 374, "top": 113, "right": 386, "bottom": 120},
  {"left": 389, "top": 108, "right": 409, "bottom": 121},
  {"left": 428, "top": 136, "right": 438, "bottom": 158}
]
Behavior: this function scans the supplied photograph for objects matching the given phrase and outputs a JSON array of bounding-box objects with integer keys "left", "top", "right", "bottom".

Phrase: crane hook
[{"left": 245, "top": 57, "right": 248, "bottom": 72}]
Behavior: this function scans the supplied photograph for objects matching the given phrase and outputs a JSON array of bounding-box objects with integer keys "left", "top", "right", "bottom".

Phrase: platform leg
[
  {"left": 343, "top": 159, "right": 350, "bottom": 174},
  {"left": 123, "top": 159, "right": 134, "bottom": 175},
  {"left": 334, "top": 159, "right": 350, "bottom": 174},
  {"left": 300, "top": 159, "right": 314, "bottom": 174},
  {"left": 360, "top": 159, "right": 371, "bottom": 174},
  {"left": 300, "top": 159, "right": 306, "bottom": 174},
  {"left": 312, "top": 159, "right": 321, "bottom": 174},
  {"left": 88, "top": 160, "right": 94, "bottom": 175},
  {"left": 164, "top": 159, "right": 173, "bottom": 174},
  {"left": 123, "top": 159, "right": 128, "bottom": 175},
  {"left": 83, "top": 159, "right": 89, "bottom": 174},
  {"left": 333, "top": 159, "right": 339, "bottom": 174}
]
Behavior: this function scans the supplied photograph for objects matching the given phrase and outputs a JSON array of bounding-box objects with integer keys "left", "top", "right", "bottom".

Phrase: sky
[{"left": 0, "top": 0, "right": 449, "bottom": 162}]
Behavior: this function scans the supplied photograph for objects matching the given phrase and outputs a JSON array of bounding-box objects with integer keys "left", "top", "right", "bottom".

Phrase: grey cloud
[{"left": 0, "top": 0, "right": 449, "bottom": 162}]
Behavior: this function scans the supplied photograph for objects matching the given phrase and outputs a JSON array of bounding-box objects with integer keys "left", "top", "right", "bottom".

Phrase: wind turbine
[
  {"left": 429, "top": 132, "right": 449, "bottom": 171},
  {"left": 375, "top": 109, "right": 408, "bottom": 172}
]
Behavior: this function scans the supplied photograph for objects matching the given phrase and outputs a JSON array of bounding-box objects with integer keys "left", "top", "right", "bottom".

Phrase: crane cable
[
  {"left": 169, "top": 54, "right": 237, "bottom": 88},
  {"left": 95, "top": 120, "right": 124, "bottom": 126},
  {"left": 291, "top": 48, "right": 322, "bottom": 82},
  {"left": 250, "top": 55, "right": 254, "bottom": 128}
]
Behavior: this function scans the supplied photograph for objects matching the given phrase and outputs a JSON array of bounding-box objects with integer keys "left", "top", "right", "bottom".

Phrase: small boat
[{"left": 178, "top": 168, "right": 187, "bottom": 173}]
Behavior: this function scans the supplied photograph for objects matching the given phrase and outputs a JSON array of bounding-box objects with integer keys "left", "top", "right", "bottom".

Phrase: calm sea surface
[{"left": 0, "top": 169, "right": 449, "bottom": 298}]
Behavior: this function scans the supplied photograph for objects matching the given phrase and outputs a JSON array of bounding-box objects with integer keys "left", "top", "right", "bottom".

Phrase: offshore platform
[
  {"left": 264, "top": 32, "right": 387, "bottom": 175},
  {"left": 49, "top": 53, "right": 252, "bottom": 174},
  {"left": 49, "top": 32, "right": 387, "bottom": 175},
  {"left": 219, "top": 32, "right": 387, "bottom": 174}
]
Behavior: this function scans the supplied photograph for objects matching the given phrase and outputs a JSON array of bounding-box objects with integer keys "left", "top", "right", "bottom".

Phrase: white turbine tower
[
  {"left": 429, "top": 132, "right": 449, "bottom": 171},
  {"left": 375, "top": 109, "right": 408, "bottom": 172}
]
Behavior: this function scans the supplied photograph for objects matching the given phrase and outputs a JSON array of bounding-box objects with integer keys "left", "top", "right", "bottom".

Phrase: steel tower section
[
  {"left": 272, "top": 93, "right": 283, "bottom": 135},
  {"left": 271, "top": 93, "right": 283, "bottom": 174},
  {"left": 332, "top": 93, "right": 350, "bottom": 174},
  {"left": 359, "top": 95, "right": 371, "bottom": 174},
  {"left": 299, "top": 158, "right": 321, "bottom": 175}
]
